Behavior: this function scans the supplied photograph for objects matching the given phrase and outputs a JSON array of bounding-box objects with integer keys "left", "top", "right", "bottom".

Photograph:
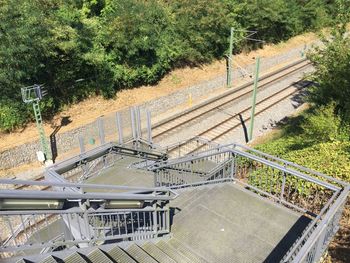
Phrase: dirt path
[{"left": 0, "top": 33, "right": 317, "bottom": 152}]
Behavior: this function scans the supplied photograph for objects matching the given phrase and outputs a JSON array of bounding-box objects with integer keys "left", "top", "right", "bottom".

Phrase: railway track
[
  {"left": 10, "top": 59, "right": 311, "bottom": 191},
  {"left": 152, "top": 58, "right": 311, "bottom": 141},
  {"left": 168, "top": 79, "right": 310, "bottom": 156}
]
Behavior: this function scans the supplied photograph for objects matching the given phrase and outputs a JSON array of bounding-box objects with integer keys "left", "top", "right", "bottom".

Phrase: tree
[{"left": 308, "top": 0, "right": 350, "bottom": 121}]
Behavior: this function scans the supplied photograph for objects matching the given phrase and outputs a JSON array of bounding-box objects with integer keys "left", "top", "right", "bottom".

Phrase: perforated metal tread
[
  {"left": 107, "top": 245, "right": 137, "bottom": 263},
  {"left": 126, "top": 244, "right": 158, "bottom": 263},
  {"left": 64, "top": 252, "right": 87, "bottom": 263},
  {"left": 88, "top": 249, "right": 113, "bottom": 263},
  {"left": 168, "top": 238, "right": 208, "bottom": 263},
  {"left": 156, "top": 240, "right": 192, "bottom": 263},
  {"left": 39, "top": 256, "right": 58, "bottom": 263},
  {"left": 141, "top": 242, "right": 176, "bottom": 263}
]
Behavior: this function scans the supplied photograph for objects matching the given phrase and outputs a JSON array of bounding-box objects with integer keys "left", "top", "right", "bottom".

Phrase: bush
[
  {"left": 301, "top": 103, "right": 347, "bottom": 142},
  {"left": 0, "top": 101, "right": 27, "bottom": 132}
]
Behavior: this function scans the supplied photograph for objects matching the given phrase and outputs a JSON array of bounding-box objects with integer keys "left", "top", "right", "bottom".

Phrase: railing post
[
  {"left": 130, "top": 107, "right": 136, "bottom": 140},
  {"left": 97, "top": 117, "right": 105, "bottom": 145},
  {"left": 147, "top": 110, "right": 153, "bottom": 145},
  {"left": 154, "top": 170, "right": 158, "bottom": 187},
  {"left": 280, "top": 163, "right": 287, "bottom": 201},
  {"left": 152, "top": 200, "right": 158, "bottom": 235},
  {"left": 231, "top": 153, "right": 235, "bottom": 179},
  {"left": 116, "top": 112, "right": 123, "bottom": 144},
  {"left": 136, "top": 106, "right": 142, "bottom": 139},
  {"left": 314, "top": 227, "right": 327, "bottom": 262},
  {"left": 78, "top": 136, "right": 85, "bottom": 153}
]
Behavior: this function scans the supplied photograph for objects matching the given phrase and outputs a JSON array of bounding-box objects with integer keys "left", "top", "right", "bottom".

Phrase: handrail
[
  {"left": 0, "top": 178, "right": 176, "bottom": 196},
  {"left": 0, "top": 189, "right": 175, "bottom": 203},
  {"left": 286, "top": 185, "right": 350, "bottom": 262},
  {"left": 233, "top": 143, "right": 349, "bottom": 187},
  {"left": 282, "top": 189, "right": 341, "bottom": 262},
  {"left": 150, "top": 147, "right": 340, "bottom": 192},
  {"left": 164, "top": 137, "right": 349, "bottom": 188}
]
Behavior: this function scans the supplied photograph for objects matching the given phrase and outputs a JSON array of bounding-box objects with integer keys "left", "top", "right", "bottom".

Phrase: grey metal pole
[
  {"left": 227, "top": 27, "right": 234, "bottom": 88},
  {"left": 248, "top": 57, "right": 261, "bottom": 141}
]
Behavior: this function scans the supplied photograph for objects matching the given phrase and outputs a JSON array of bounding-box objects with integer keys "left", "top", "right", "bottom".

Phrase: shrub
[{"left": 0, "top": 101, "right": 27, "bottom": 132}]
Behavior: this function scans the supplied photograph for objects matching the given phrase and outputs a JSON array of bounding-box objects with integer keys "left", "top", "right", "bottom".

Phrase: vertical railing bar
[
  {"left": 143, "top": 212, "right": 146, "bottom": 233},
  {"left": 98, "top": 117, "right": 105, "bottom": 145},
  {"left": 20, "top": 215, "right": 29, "bottom": 243},
  {"left": 77, "top": 214, "right": 83, "bottom": 240},
  {"left": 124, "top": 213, "right": 128, "bottom": 235},
  {"left": 137, "top": 212, "right": 140, "bottom": 231},
  {"left": 84, "top": 212, "right": 91, "bottom": 242},
  {"left": 6, "top": 216, "right": 17, "bottom": 247},
  {"left": 109, "top": 214, "right": 113, "bottom": 237},
  {"left": 116, "top": 112, "right": 123, "bottom": 144},
  {"left": 66, "top": 214, "right": 73, "bottom": 240},
  {"left": 117, "top": 214, "right": 121, "bottom": 236},
  {"left": 131, "top": 212, "right": 134, "bottom": 234},
  {"left": 32, "top": 214, "right": 40, "bottom": 242},
  {"left": 78, "top": 136, "right": 85, "bottom": 154},
  {"left": 147, "top": 110, "right": 152, "bottom": 144}
]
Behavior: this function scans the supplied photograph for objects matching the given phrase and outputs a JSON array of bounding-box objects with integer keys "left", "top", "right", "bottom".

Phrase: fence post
[
  {"left": 136, "top": 106, "right": 142, "bottom": 139},
  {"left": 130, "top": 107, "right": 137, "bottom": 140},
  {"left": 97, "top": 117, "right": 105, "bottom": 145},
  {"left": 78, "top": 136, "right": 85, "bottom": 153},
  {"left": 147, "top": 110, "right": 153, "bottom": 144},
  {"left": 116, "top": 112, "right": 123, "bottom": 144}
]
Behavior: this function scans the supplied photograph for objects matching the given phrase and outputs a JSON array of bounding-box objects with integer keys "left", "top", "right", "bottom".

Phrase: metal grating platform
[{"left": 170, "top": 183, "right": 311, "bottom": 262}]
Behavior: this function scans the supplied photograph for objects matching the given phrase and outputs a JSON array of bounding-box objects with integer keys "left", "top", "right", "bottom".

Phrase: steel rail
[
  {"left": 168, "top": 83, "right": 304, "bottom": 155},
  {"left": 153, "top": 59, "right": 310, "bottom": 139}
]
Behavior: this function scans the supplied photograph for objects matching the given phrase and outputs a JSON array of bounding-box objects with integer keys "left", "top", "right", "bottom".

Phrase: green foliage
[
  {"left": 307, "top": 0, "right": 350, "bottom": 121},
  {"left": 255, "top": 105, "right": 350, "bottom": 183},
  {"left": 0, "top": 100, "right": 27, "bottom": 132},
  {"left": 0, "top": 0, "right": 345, "bottom": 132}
]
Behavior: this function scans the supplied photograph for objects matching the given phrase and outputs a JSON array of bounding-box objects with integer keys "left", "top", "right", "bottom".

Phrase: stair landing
[{"left": 170, "top": 183, "right": 311, "bottom": 262}]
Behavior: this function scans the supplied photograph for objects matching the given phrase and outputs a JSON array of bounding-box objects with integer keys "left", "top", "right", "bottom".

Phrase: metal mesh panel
[{"left": 101, "top": 113, "right": 119, "bottom": 144}]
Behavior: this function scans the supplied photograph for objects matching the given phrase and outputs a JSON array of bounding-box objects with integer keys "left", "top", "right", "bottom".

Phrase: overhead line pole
[
  {"left": 248, "top": 57, "right": 261, "bottom": 141},
  {"left": 227, "top": 27, "right": 234, "bottom": 88}
]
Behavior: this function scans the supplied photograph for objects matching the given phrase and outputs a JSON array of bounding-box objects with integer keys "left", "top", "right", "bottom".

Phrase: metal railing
[
  {"left": 152, "top": 139, "right": 348, "bottom": 262},
  {"left": 163, "top": 136, "right": 220, "bottom": 159},
  {"left": 152, "top": 150, "right": 234, "bottom": 188},
  {"left": 0, "top": 179, "right": 175, "bottom": 258},
  {"left": 1, "top": 137, "right": 348, "bottom": 262}
]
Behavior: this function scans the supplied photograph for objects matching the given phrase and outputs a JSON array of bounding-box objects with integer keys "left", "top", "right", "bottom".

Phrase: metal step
[
  {"left": 155, "top": 240, "right": 192, "bottom": 263},
  {"left": 64, "top": 252, "right": 87, "bottom": 263},
  {"left": 39, "top": 256, "right": 58, "bottom": 263},
  {"left": 87, "top": 249, "right": 113, "bottom": 263},
  {"left": 168, "top": 238, "right": 208, "bottom": 263},
  {"left": 141, "top": 242, "right": 176, "bottom": 263},
  {"left": 106, "top": 245, "right": 137, "bottom": 263},
  {"left": 126, "top": 244, "right": 158, "bottom": 263}
]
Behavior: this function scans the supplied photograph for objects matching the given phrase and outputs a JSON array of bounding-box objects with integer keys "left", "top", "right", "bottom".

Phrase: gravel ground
[{"left": 156, "top": 65, "right": 314, "bottom": 148}]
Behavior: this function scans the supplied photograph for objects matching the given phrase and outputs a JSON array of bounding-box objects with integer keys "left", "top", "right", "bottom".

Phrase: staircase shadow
[{"left": 263, "top": 215, "right": 312, "bottom": 262}]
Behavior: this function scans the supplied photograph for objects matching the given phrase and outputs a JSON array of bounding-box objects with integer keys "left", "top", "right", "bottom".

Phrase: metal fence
[{"left": 51, "top": 106, "right": 152, "bottom": 162}]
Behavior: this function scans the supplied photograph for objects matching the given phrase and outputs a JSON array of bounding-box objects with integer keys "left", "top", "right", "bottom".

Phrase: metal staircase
[
  {"left": 1, "top": 141, "right": 349, "bottom": 263},
  {"left": 19, "top": 238, "right": 208, "bottom": 263}
]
